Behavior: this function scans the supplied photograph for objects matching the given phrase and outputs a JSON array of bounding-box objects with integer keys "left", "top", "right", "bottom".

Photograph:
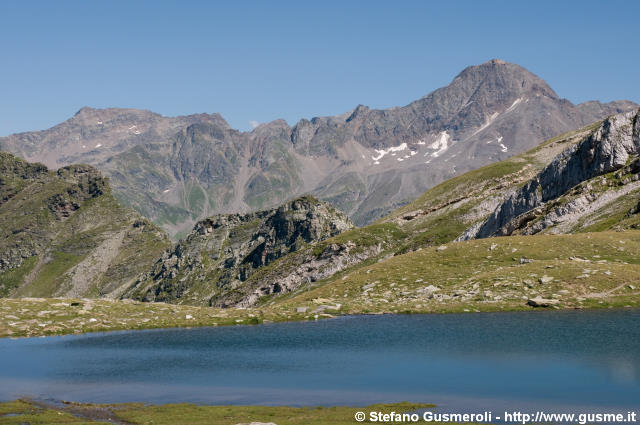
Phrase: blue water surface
[{"left": 0, "top": 310, "right": 639, "bottom": 412}]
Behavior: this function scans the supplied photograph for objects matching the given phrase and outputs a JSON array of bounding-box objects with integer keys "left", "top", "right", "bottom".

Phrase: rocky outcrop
[
  {"left": 2, "top": 61, "right": 636, "bottom": 236},
  {"left": 221, "top": 241, "right": 383, "bottom": 308},
  {"left": 527, "top": 296, "right": 560, "bottom": 308},
  {"left": 123, "top": 196, "right": 353, "bottom": 306},
  {"left": 467, "top": 109, "right": 640, "bottom": 238}
]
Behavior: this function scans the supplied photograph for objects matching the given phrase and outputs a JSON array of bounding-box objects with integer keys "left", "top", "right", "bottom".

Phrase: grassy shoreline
[
  {"left": 1, "top": 295, "right": 638, "bottom": 340},
  {"left": 2, "top": 231, "right": 640, "bottom": 339},
  {"left": 1, "top": 399, "right": 437, "bottom": 425}
]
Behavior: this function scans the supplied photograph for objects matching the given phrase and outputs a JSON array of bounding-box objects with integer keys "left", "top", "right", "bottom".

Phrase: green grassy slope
[
  {"left": 269, "top": 231, "right": 640, "bottom": 316},
  {"left": 0, "top": 152, "right": 171, "bottom": 298}
]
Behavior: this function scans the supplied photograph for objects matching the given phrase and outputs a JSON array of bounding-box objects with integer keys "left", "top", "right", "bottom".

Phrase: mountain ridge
[
  {"left": 1, "top": 60, "right": 637, "bottom": 237},
  {"left": 3, "top": 109, "right": 640, "bottom": 315}
]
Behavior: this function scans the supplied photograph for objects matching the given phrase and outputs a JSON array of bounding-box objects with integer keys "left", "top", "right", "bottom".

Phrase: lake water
[{"left": 1, "top": 310, "right": 639, "bottom": 413}]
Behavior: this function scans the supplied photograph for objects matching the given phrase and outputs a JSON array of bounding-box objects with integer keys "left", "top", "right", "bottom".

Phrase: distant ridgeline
[{"left": 1, "top": 60, "right": 636, "bottom": 238}]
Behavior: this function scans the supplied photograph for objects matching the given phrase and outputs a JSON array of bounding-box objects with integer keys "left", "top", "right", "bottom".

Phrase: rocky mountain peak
[
  {"left": 74, "top": 106, "right": 96, "bottom": 116},
  {"left": 2, "top": 61, "right": 637, "bottom": 235},
  {"left": 183, "top": 112, "right": 230, "bottom": 127},
  {"left": 452, "top": 59, "right": 558, "bottom": 100},
  {"left": 248, "top": 119, "right": 291, "bottom": 145},
  {"left": 410, "top": 59, "right": 559, "bottom": 134},
  {"left": 346, "top": 104, "right": 371, "bottom": 122}
]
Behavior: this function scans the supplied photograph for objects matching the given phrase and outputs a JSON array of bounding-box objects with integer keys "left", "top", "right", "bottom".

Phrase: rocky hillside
[
  {"left": 241, "top": 111, "right": 640, "bottom": 316},
  {"left": 2, "top": 60, "right": 636, "bottom": 237},
  {"left": 187, "top": 110, "right": 640, "bottom": 308},
  {"left": 267, "top": 230, "right": 640, "bottom": 318},
  {"left": 123, "top": 196, "right": 352, "bottom": 306},
  {"left": 0, "top": 153, "right": 170, "bottom": 298},
  {"left": 123, "top": 119, "right": 598, "bottom": 308},
  {"left": 466, "top": 109, "right": 640, "bottom": 238}
]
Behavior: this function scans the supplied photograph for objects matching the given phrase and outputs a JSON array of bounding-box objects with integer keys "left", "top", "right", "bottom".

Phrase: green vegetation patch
[
  {"left": 0, "top": 400, "right": 92, "bottom": 425},
  {"left": 313, "top": 222, "right": 408, "bottom": 257},
  {"left": 0, "top": 256, "right": 38, "bottom": 297},
  {"left": 114, "top": 402, "right": 435, "bottom": 425},
  {"left": 16, "top": 251, "right": 85, "bottom": 297},
  {"left": 0, "top": 400, "right": 436, "bottom": 425}
]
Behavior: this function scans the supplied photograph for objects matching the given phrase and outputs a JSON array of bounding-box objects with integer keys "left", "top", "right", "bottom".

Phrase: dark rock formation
[{"left": 123, "top": 195, "right": 353, "bottom": 306}]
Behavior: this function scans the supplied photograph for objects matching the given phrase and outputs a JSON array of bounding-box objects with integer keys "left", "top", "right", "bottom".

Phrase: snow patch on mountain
[
  {"left": 371, "top": 143, "right": 408, "bottom": 161},
  {"left": 506, "top": 97, "right": 524, "bottom": 112},
  {"left": 425, "top": 131, "right": 451, "bottom": 158},
  {"left": 470, "top": 112, "right": 500, "bottom": 138}
]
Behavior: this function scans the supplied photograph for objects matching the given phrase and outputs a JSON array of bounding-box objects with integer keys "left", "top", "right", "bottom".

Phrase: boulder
[
  {"left": 538, "top": 275, "right": 553, "bottom": 284},
  {"left": 235, "top": 422, "right": 278, "bottom": 425},
  {"left": 527, "top": 296, "right": 560, "bottom": 307}
]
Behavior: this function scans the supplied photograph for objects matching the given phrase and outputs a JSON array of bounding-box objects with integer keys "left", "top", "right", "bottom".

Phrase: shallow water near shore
[{"left": 0, "top": 310, "right": 639, "bottom": 413}]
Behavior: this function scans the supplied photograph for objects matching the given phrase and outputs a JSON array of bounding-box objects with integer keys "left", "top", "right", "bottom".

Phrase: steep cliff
[{"left": 466, "top": 109, "right": 640, "bottom": 238}]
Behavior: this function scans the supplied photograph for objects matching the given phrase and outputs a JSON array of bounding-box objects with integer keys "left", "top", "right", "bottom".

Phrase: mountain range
[
  {"left": 2, "top": 59, "right": 637, "bottom": 237},
  {"left": 123, "top": 107, "right": 640, "bottom": 309},
  {"left": 0, "top": 75, "right": 639, "bottom": 315}
]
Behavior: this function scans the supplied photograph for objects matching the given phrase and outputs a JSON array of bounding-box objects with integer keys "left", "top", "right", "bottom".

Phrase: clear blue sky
[{"left": 1, "top": 0, "right": 638, "bottom": 136}]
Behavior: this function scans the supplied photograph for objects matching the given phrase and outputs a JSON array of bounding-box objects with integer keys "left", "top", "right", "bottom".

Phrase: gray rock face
[
  {"left": 470, "top": 109, "right": 640, "bottom": 238},
  {"left": 227, "top": 240, "right": 383, "bottom": 308},
  {"left": 2, "top": 61, "right": 637, "bottom": 236},
  {"left": 0, "top": 107, "right": 228, "bottom": 169},
  {"left": 123, "top": 196, "right": 353, "bottom": 306}
]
